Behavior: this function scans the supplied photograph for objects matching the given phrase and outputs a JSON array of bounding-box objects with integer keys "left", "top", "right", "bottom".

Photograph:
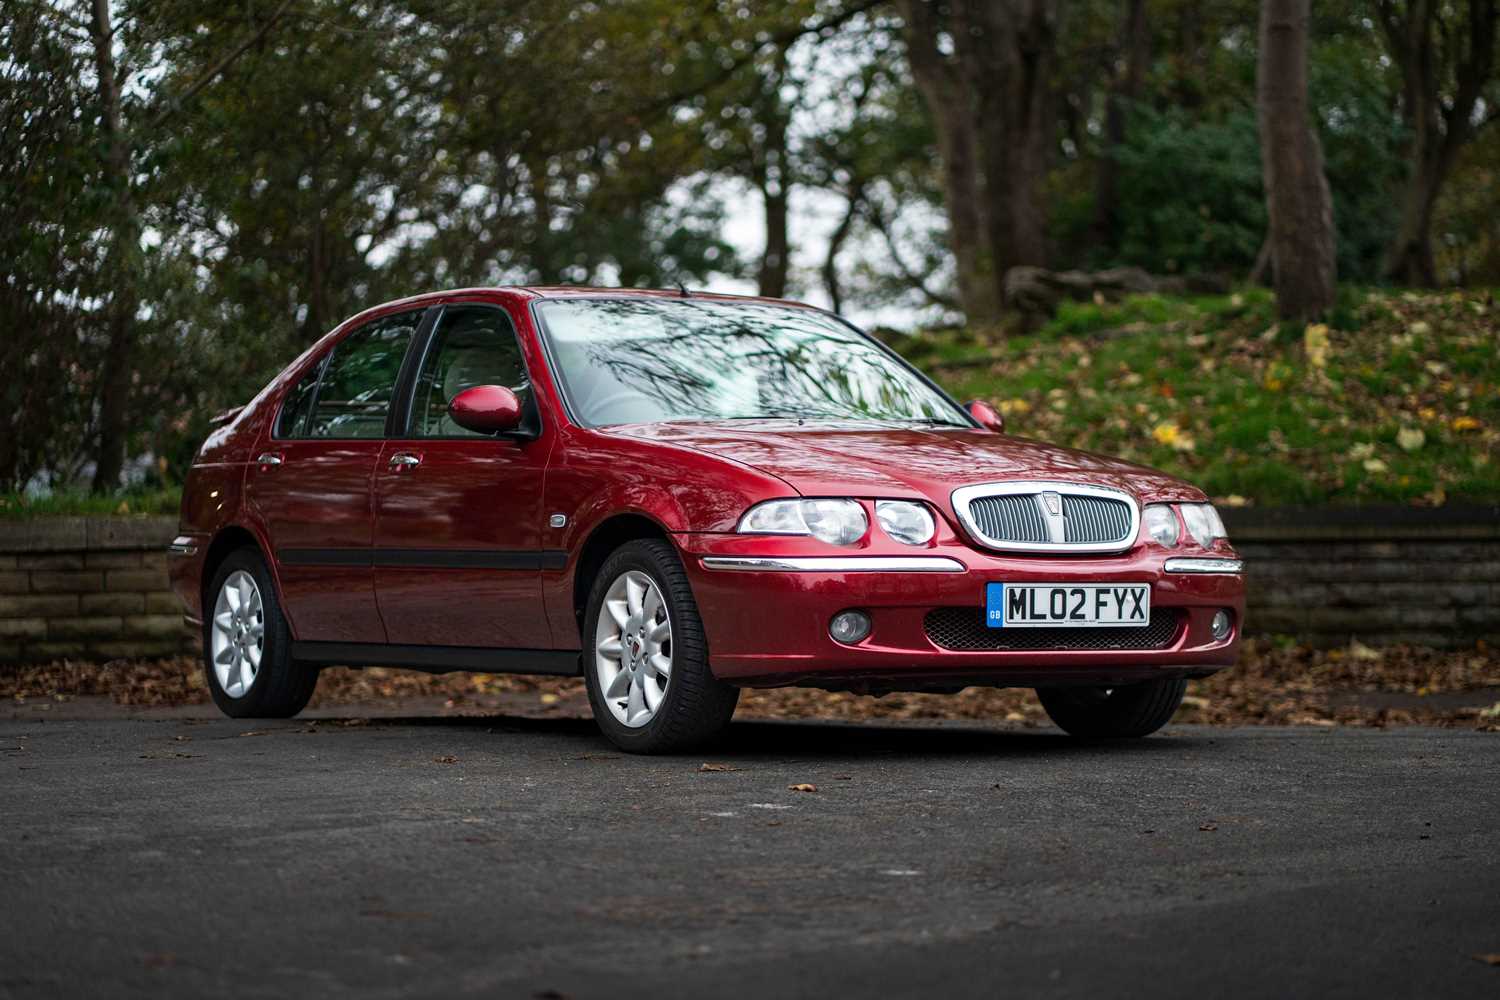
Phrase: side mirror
[
  {"left": 965, "top": 399, "right": 1005, "bottom": 433},
  {"left": 448, "top": 385, "right": 523, "bottom": 435}
]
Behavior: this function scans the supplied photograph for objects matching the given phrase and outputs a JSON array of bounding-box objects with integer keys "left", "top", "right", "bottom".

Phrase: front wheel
[
  {"left": 1035, "top": 678, "right": 1187, "bottom": 738},
  {"left": 582, "top": 539, "right": 739, "bottom": 754},
  {"left": 203, "top": 548, "right": 318, "bottom": 718}
]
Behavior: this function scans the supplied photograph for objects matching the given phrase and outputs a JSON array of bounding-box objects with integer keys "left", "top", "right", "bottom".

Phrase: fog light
[
  {"left": 829, "top": 610, "right": 872, "bottom": 645},
  {"left": 1210, "top": 610, "right": 1232, "bottom": 641}
]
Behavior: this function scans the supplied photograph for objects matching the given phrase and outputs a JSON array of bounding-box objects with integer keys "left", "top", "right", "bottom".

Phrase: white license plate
[{"left": 986, "top": 583, "right": 1150, "bottom": 628}]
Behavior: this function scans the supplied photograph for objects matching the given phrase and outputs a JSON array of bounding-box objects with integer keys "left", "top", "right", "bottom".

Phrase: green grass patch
[
  {"left": 913, "top": 287, "right": 1500, "bottom": 507},
  {"left": 0, "top": 487, "right": 182, "bottom": 519}
]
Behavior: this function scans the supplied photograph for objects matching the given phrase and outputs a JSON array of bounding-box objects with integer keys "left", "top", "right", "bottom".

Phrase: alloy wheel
[
  {"left": 211, "top": 570, "right": 265, "bottom": 698},
  {"left": 594, "top": 569, "right": 673, "bottom": 727}
]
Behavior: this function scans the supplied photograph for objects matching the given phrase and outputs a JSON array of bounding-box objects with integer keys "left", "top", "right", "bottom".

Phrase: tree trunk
[
  {"left": 89, "top": 0, "right": 139, "bottom": 493},
  {"left": 1091, "top": 0, "right": 1149, "bottom": 249},
  {"left": 753, "top": 47, "right": 793, "bottom": 299},
  {"left": 821, "top": 186, "right": 864, "bottom": 315},
  {"left": 1377, "top": 0, "right": 1497, "bottom": 286},
  {"left": 897, "top": 0, "right": 1057, "bottom": 327},
  {"left": 1256, "top": 0, "right": 1337, "bottom": 321}
]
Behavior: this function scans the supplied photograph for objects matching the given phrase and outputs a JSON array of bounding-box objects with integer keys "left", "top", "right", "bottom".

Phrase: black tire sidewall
[
  {"left": 582, "top": 539, "right": 735, "bottom": 753},
  {"left": 202, "top": 548, "right": 310, "bottom": 718}
]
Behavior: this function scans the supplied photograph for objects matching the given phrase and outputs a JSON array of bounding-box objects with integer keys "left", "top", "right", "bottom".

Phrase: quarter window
[
  {"left": 408, "top": 307, "right": 532, "bottom": 437},
  {"left": 304, "top": 311, "right": 422, "bottom": 439},
  {"left": 275, "top": 358, "right": 324, "bottom": 438}
]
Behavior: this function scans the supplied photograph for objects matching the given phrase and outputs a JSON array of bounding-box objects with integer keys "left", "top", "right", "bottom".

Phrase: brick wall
[
  {"left": 0, "top": 517, "right": 192, "bottom": 664},
  {"left": 1225, "top": 504, "right": 1500, "bottom": 648},
  {"left": 1, "top": 506, "right": 1496, "bottom": 664}
]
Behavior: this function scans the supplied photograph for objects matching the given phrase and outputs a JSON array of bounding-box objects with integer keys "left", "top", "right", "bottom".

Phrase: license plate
[{"left": 985, "top": 583, "right": 1150, "bottom": 628}]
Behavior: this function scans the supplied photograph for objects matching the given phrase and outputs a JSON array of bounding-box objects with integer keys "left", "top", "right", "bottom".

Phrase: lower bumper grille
[{"left": 923, "top": 607, "right": 1180, "bottom": 652}]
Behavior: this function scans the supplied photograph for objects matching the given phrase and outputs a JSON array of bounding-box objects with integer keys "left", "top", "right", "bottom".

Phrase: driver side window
[{"left": 409, "top": 307, "right": 532, "bottom": 437}]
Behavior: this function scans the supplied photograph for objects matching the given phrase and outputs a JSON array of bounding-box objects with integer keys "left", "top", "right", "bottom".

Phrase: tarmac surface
[{"left": 2, "top": 707, "right": 1497, "bottom": 998}]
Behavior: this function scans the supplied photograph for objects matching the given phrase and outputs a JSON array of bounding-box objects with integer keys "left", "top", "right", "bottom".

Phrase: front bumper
[{"left": 678, "top": 533, "right": 1244, "bottom": 689}]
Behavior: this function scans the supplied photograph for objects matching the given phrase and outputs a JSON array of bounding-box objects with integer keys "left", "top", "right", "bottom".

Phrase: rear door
[
  {"left": 247, "top": 309, "right": 426, "bottom": 641},
  {"left": 373, "top": 304, "right": 555, "bottom": 649}
]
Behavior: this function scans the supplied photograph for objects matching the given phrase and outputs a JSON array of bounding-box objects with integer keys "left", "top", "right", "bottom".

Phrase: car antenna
[{"left": 676, "top": 281, "right": 691, "bottom": 298}]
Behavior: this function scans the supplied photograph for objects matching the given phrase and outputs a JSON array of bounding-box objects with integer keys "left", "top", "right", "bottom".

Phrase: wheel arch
[
  {"left": 201, "top": 525, "right": 272, "bottom": 608},
  {"left": 571, "top": 513, "right": 675, "bottom": 636}
]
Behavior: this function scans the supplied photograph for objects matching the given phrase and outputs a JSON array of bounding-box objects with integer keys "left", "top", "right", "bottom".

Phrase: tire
[
  {"left": 1035, "top": 677, "right": 1187, "bottom": 738},
  {"left": 202, "top": 547, "right": 318, "bottom": 718},
  {"left": 582, "top": 538, "right": 739, "bottom": 754}
]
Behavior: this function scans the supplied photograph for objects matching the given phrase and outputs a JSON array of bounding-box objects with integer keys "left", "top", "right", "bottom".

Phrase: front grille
[
  {"left": 952, "top": 483, "right": 1138, "bottom": 552},
  {"left": 923, "top": 607, "right": 1180, "bottom": 652},
  {"left": 1061, "top": 494, "right": 1133, "bottom": 543},
  {"left": 968, "top": 494, "right": 1051, "bottom": 544}
]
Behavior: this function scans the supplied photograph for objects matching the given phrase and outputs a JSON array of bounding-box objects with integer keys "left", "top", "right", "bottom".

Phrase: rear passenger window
[{"left": 305, "top": 311, "right": 421, "bottom": 438}]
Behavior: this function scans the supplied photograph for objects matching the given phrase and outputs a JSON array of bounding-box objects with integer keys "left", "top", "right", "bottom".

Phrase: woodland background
[{"left": 3, "top": 0, "right": 1497, "bottom": 503}]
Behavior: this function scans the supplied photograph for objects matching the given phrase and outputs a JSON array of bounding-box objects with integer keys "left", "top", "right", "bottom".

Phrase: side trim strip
[
  {"left": 1163, "top": 557, "right": 1244, "bottom": 574},
  {"left": 290, "top": 641, "right": 581, "bottom": 675},
  {"left": 278, "top": 548, "right": 569, "bottom": 570},
  {"left": 701, "top": 556, "right": 967, "bottom": 573}
]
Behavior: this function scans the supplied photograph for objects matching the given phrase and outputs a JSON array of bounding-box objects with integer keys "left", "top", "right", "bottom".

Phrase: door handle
[
  {"left": 256, "top": 452, "right": 283, "bottom": 467},
  {"left": 388, "top": 452, "right": 421, "bottom": 468}
]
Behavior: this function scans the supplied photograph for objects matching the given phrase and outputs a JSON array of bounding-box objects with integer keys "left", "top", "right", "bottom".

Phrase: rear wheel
[
  {"left": 203, "top": 548, "right": 317, "bottom": 718},
  {"left": 1036, "top": 678, "right": 1186, "bottom": 738},
  {"left": 583, "top": 539, "right": 738, "bottom": 753}
]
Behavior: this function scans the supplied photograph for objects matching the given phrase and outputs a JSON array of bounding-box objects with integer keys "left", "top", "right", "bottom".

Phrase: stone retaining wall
[
  {"left": 1224, "top": 504, "right": 1500, "bottom": 648},
  {"left": 0, "top": 506, "right": 1496, "bottom": 663},
  {"left": 0, "top": 517, "right": 191, "bottom": 664}
]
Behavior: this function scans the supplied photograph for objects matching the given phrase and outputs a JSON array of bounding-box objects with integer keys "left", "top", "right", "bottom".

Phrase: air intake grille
[
  {"left": 1061, "top": 494, "right": 1133, "bottom": 544},
  {"left": 923, "top": 607, "right": 1180, "bottom": 652},
  {"left": 968, "top": 494, "right": 1051, "bottom": 544}
]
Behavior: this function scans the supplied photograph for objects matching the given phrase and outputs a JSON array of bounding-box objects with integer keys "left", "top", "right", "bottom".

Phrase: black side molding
[
  {"left": 279, "top": 548, "right": 569, "bottom": 571},
  {"left": 290, "top": 641, "right": 581, "bottom": 676}
]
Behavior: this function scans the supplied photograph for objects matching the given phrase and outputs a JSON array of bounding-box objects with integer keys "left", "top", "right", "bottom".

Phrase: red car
[{"left": 169, "top": 287, "right": 1243, "bottom": 752}]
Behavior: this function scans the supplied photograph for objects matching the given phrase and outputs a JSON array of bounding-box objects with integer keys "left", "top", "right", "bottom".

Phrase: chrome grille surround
[{"left": 950, "top": 481, "right": 1140, "bottom": 554}]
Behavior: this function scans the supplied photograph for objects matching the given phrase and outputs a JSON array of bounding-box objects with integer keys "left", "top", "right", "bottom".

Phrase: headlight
[
  {"left": 738, "top": 499, "right": 868, "bottom": 546},
  {"left": 1142, "top": 503, "right": 1180, "bottom": 547},
  {"left": 875, "top": 500, "right": 936, "bottom": 545},
  {"left": 1180, "top": 503, "right": 1227, "bottom": 547}
]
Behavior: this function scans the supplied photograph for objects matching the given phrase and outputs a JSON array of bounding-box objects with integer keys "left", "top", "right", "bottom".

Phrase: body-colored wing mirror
[
  {"left": 448, "top": 385, "right": 523, "bottom": 434},
  {"left": 965, "top": 399, "right": 1005, "bottom": 433}
]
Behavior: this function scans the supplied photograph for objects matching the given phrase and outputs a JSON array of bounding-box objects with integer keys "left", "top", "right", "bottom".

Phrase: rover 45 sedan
[{"left": 169, "top": 287, "right": 1243, "bottom": 752}]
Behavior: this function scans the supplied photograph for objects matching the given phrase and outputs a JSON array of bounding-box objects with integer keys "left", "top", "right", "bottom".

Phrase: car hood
[{"left": 609, "top": 421, "right": 1206, "bottom": 507}]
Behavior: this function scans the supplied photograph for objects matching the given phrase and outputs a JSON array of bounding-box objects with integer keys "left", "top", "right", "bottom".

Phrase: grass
[
  {"left": 0, "top": 487, "right": 183, "bottom": 519},
  {"left": 896, "top": 286, "right": 1500, "bottom": 507}
]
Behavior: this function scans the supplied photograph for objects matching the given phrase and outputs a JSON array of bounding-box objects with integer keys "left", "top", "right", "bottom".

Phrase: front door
[
  {"left": 373, "top": 304, "right": 554, "bottom": 649},
  {"left": 248, "top": 309, "right": 424, "bottom": 641}
]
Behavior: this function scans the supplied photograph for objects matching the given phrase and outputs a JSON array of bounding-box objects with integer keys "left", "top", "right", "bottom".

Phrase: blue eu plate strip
[{"left": 985, "top": 582, "right": 1005, "bottom": 628}]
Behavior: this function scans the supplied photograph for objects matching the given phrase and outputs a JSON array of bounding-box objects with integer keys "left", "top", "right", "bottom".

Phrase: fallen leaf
[
  {"left": 1303, "top": 323, "right": 1330, "bottom": 368},
  {"left": 1363, "top": 458, "right": 1389, "bottom": 474},
  {"left": 1452, "top": 416, "right": 1482, "bottom": 433},
  {"left": 238, "top": 730, "right": 267, "bottom": 738},
  {"left": 1396, "top": 427, "right": 1425, "bottom": 452},
  {"left": 1472, "top": 954, "right": 1500, "bottom": 967},
  {"left": 788, "top": 783, "right": 818, "bottom": 793},
  {"left": 433, "top": 755, "right": 458, "bottom": 764},
  {"left": 1199, "top": 822, "right": 1218, "bottom": 832},
  {"left": 698, "top": 762, "right": 741, "bottom": 772}
]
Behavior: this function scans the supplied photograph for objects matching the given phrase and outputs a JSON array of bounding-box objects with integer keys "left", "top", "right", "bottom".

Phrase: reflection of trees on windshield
[{"left": 540, "top": 299, "right": 965, "bottom": 426}]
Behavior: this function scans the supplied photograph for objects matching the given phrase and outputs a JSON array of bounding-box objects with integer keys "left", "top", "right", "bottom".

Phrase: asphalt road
[{"left": 2, "top": 710, "right": 1497, "bottom": 999}]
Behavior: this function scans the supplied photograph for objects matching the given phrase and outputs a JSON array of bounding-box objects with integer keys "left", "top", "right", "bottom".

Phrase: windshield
[{"left": 533, "top": 298, "right": 971, "bottom": 428}]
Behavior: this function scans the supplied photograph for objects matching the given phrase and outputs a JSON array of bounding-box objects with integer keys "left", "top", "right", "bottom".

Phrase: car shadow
[{"left": 303, "top": 711, "right": 1203, "bottom": 760}]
